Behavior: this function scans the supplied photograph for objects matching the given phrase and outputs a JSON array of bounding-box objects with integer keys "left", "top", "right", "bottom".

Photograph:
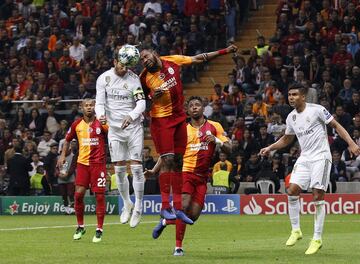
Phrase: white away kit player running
[
  {"left": 95, "top": 48, "right": 146, "bottom": 228},
  {"left": 260, "top": 83, "right": 360, "bottom": 255}
]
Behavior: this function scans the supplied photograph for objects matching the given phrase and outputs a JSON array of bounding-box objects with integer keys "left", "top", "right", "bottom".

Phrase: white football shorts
[
  {"left": 290, "top": 156, "right": 332, "bottom": 191},
  {"left": 108, "top": 124, "right": 144, "bottom": 162}
]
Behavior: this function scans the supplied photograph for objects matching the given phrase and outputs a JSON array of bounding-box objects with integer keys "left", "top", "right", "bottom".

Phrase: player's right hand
[
  {"left": 348, "top": 142, "right": 360, "bottom": 157},
  {"left": 99, "top": 115, "right": 107, "bottom": 125},
  {"left": 259, "top": 147, "right": 271, "bottom": 157},
  {"left": 226, "top": 44, "right": 238, "bottom": 53},
  {"left": 144, "top": 168, "right": 155, "bottom": 179},
  {"left": 56, "top": 156, "right": 65, "bottom": 168}
]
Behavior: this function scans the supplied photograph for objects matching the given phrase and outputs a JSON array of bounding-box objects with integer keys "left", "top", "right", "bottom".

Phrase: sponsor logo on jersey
[
  {"left": 297, "top": 128, "right": 314, "bottom": 138},
  {"left": 189, "top": 142, "right": 209, "bottom": 151},
  {"left": 159, "top": 73, "right": 165, "bottom": 80},
  {"left": 105, "top": 76, "right": 111, "bottom": 86},
  {"left": 88, "top": 127, "right": 93, "bottom": 133},
  {"left": 82, "top": 138, "right": 99, "bottom": 146},
  {"left": 197, "top": 131, "right": 203, "bottom": 137},
  {"left": 158, "top": 76, "right": 177, "bottom": 91},
  {"left": 123, "top": 84, "right": 128, "bottom": 90},
  {"left": 168, "top": 67, "right": 174, "bottom": 75},
  {"left": 292, "top": 114, "right": 296, "bottom": 121}
]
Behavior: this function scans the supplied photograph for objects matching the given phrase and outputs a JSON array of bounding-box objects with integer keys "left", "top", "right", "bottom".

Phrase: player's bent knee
[
  {"left": 287, "top": 184, "right": 301, "bottom": 196},
  {"left": 75, "top": 185, "right": 86, "bottom": 194},
  {"left": 312, "top": 189, "right": 325, "bottom": 201}
]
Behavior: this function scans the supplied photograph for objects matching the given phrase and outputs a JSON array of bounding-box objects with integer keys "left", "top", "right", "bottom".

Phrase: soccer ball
[{"left": 117, "top": 45, "right": 140, "bottom": 67}]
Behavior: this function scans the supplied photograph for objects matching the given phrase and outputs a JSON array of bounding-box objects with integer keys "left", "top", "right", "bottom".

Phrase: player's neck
[
  {"left": 295, "top": 103, "right": 306, "bottom": 113},
  {"left": 148, "top": 58, "right": 162, "bottom": 73},
  {"left": 83, "top": 115, "right": 95, "bottom": 124},
  {"left": 191, "top": 117, "right": 206, "bottom": 128}
]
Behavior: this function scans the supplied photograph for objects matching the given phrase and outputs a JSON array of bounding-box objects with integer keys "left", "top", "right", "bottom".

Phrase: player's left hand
[
  {"left": 348, "top": 143, "right": 360, "bottom": 157},
  {"left": 121, "top": 115, "right": 133, "bottom": 129},
  {"left": 204, "top": 134, "right": 216, "bottom": 144},
  {"left": 226, "top": 44, "right": 238, "bottom": 53}
]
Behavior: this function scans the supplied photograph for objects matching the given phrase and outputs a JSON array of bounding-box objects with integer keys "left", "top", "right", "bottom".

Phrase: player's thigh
[
  {"left": 182, "top": 173, "right": 196, "bottom": 199},
  {"left": 310, "top": 159, "right": 332, "bottom": 191},
  {"left": 75, "top": 163, "right": 91, "bottom": 189},
  {"left": 290, "top": 161, "right": 311, "bottom": 191},
  {"left": 90, "top": 163, "right": 107, "bottom": 193},
  {"left": 128, "top": 124, "right": 144, "bottom": 162},
  {"left": 174, "top": 119, "right": 187, "bottom": 155},
  {"left": 109, "top": 140, "right": 129, "bottom": 162},
  {"left": 150, "top": 117, "right": 175, "bottom": 155},
  {"left": 191, "top": 180, "right": 207, "bottom": 209}
]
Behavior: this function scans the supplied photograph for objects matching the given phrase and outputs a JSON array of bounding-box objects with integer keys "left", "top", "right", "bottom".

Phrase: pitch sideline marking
[
  {"left": 0, "top": 221, "right": 159, "bottom": 232},
  {"left": 1, "top": 219, "right": 359, "bottom": 232}
]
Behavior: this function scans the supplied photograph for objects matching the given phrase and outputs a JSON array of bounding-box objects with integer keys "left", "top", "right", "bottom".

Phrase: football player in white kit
[
  {"left": 260, "top": 83, "right": 360, "bottom": 255},
  {"left": 95, "top": 50, "right": 146, "bottom": 228}
]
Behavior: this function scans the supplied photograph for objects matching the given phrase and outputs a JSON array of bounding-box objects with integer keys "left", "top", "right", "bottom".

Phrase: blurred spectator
[
  {"left": 209, "top": 103, "right": 229, "bottom": 132},
  {"left": 27, "top": 108, "right": 45, "bottom": 137},
  {"left": 37, "top": 131, "right": 56, "bottom": 158},
  {"left": 29, "top": 152, "right": 43, "bottom": 177},
  {"left": 243, "top": 152, "right": 261, "bottom": 182},
  {"left": 331, "top": 149, "right": 347, "bottom": 182},
  {"left": 7, "top": 144, "right": 32, "bottom": 195},
  {"left": 43, "top": 142, "right": 59, "bottom": 194},
  {"left": 212, "top": 152, "right": 233, "bottom": 175},
  {"left": 229, "top": 153, "right": 244, "bottom": 193}
]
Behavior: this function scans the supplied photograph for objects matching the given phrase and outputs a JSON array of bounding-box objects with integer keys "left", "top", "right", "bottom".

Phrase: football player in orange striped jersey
[
  {"left": 58, "top": 98, "right": 108, "bottom": 243},
  {"left": 147, "top": 96, "right": 231, "bottom": 256},
  {"left": 140, "top": 44, "right": 237, "bottom": 224}
]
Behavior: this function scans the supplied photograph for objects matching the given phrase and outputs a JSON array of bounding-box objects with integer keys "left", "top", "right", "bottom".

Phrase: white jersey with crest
[
  {"left": 95, "top": 68, "right": 144, "bottom": 129},
  {"left": 285, "top": 103, "right": 333, "bottom": 161}
]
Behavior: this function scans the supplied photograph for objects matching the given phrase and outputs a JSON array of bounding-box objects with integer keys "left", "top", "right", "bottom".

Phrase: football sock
[
  {"left": 176, "top": 219, "right": 186, "bottom": 248},
  {"left": 95, "top": 193, "right": 105, "bottom": 230},
  {"left": 115, "top": 166, "right": 132, "bottom": 207},
  {"left": 74, "top": 192, "right": 85, "bottom": 226},
  {"left": 172, "top": 172, "right": 183, "bottom": 210},
  {"left": 130, "top": 164, "right": 145, "bottom": 211},
  {"left": 313, "top": 200, "right": 326, "bottom": 240},
  {"left": 159, "top": 172, "right": 171, "bottom": 209},
  {"left": 288, "top": 195, "right": 300, "bottom": 230}
]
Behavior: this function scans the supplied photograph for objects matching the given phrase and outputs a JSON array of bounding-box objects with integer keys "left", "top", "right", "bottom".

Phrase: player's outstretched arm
[
  {"left": 329, "top": 119, "right": 360, "bottom": 156},
  {"left": 190, "top": 44, "right": 238, "bottom": 64},
  {"left": 259, "top": 134, "right": 295, "bottom": 156}
]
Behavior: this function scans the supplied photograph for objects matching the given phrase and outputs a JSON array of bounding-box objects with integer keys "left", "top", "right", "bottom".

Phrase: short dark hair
[
  {"left": 144, "top": 146, "right": 151, "bottom": 152},
  {"left": 288, "top": 83, "right": 308, "bottom": 95},
  {"left": 187, "top": 96, "right": 203, "bottom": 104}
]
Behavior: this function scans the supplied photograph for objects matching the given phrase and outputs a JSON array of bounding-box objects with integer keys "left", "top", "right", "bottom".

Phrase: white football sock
[
  {"left": 130, "top": 164, "right": 145, "bottom": 211},
  {"left": 115, "top": 166, "right": 132, "bottom": 207},
  {"left": 288, "top": 195, "right": 300, "bottom": 230},
  {"left": 313, "top": 200, "right": 326, "bottom": 240}
]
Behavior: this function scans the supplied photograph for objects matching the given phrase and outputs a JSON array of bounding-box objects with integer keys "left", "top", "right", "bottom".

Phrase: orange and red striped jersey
[
  {"left": 183, "top": 120, "right": 229, "bottom": 177},
  {"left": 65, "top": 118, "right": 108, "bottom": 165},
  {"left": 140, "top": 55, "right": 192, "bottom": 118}
]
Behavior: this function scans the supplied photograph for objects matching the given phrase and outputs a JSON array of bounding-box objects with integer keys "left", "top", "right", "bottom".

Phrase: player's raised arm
[
  {"left": 329, "top": 119, "right": 360, "bottom": 156},
  {"left": 190, "top": 44, "right": 238, "bottom": 64},
  {"left": 259, "top": 134, "right": 295, "bottom": 156},
  {"left": 95, "top": 75, "right": 107, "bottom": 124}
]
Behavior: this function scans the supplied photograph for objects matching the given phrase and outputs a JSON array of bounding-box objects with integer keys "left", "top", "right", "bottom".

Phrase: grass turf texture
[{"left": 1, "top": 214, "right": 359, "bottom": 264}]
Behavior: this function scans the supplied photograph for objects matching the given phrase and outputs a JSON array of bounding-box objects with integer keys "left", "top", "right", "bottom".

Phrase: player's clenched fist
[{"left": 259, "top": 147, "right": 271, "bottom": 157}]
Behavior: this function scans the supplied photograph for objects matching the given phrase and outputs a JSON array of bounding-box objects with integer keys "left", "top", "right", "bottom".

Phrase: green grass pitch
[{"left": 1, "top": 214, "right": 359, "bottom": 264}]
